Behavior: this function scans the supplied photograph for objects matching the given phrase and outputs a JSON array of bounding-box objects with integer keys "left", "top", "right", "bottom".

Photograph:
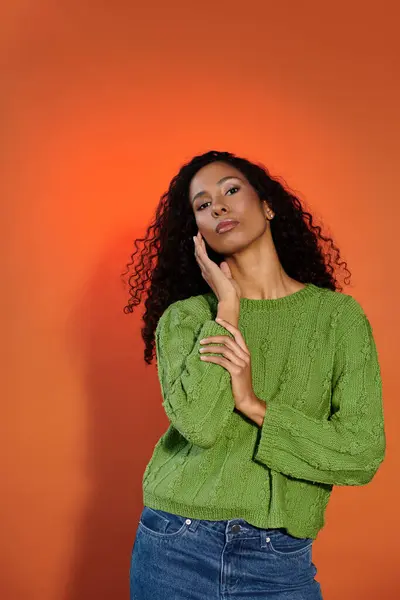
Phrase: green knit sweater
[{"left": 142, "top": 283, "right": 386, "bottom": 539}]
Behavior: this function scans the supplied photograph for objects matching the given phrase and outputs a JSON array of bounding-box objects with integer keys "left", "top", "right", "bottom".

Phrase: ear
[{"left": 262, "top": 200, "right": 274, "bottom": 220}]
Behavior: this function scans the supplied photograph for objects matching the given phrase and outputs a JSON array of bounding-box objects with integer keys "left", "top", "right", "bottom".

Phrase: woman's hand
[
  {"left": 193, "top": 231, "right": 241, "bottom": 304},
  {"left": 198, "top": 317, "right": 256, "bottom": 410}
]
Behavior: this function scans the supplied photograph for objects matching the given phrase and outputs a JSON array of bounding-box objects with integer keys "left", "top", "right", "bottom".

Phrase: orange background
[{"left": 1, "top": 1, "right": 399, "bottom": 599}]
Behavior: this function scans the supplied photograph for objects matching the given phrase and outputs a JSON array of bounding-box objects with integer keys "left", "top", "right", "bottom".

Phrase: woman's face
[{"left": 189, "top": 161, "right": 270, "bottom": 254}]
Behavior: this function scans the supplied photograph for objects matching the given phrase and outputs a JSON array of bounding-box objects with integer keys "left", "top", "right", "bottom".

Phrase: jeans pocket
[
  {"left": 139, "top": 506, "right": 188, "bottom": 538},
  {"left": 266, "top": 528, "right": 313, "bottom": 556}
]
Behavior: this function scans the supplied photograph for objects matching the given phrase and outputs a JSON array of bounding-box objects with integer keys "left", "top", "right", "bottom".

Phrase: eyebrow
[{"left": 191, "top": 176, "right": 243, "bottom": 204}]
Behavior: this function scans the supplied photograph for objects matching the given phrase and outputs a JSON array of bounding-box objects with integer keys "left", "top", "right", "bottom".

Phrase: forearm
[
  {"left": 157, "top": 315, "right": 237, "bottom": 448},
  {"left": 253, "top": 400, "right": 386, "bottom": 484}
]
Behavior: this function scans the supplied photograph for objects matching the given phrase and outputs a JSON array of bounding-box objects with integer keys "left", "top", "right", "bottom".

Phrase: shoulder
[
  {"left": 156, "top": 293, "right": 217, "bottom": 333},
  {"left": 317, "top": 287, "right": 373, "bottom": 343},
  {"left": 311, "top": 284, "right": 365, "bottom": 317}
]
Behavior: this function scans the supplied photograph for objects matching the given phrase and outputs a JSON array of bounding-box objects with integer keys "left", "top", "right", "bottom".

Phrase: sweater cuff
[{"left": 255, "top": 401, "right": 300, "bottom": 466}]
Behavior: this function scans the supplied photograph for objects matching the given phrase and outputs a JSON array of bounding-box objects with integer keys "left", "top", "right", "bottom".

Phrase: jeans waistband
[{"left": 187, "top": 517, "right": 280, "bottom": 548}]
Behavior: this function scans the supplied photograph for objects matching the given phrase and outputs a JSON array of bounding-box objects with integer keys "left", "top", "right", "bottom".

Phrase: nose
[{"left": 211, "top": 197, "right": 230, "bottom": 217}]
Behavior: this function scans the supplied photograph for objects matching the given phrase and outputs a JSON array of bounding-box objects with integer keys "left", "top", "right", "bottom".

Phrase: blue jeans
[{"left": 130, "top": 506, "right": 323, "bottom": 599}]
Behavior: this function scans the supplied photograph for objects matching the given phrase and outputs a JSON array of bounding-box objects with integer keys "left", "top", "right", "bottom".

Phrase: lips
[{"left": 216, "top": 220, "right": 240, "bottom": 234}]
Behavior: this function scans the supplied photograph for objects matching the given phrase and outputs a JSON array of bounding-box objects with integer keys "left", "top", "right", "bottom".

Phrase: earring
[{"left": 264, "top": 201, "right": 274, "bottom": 220}]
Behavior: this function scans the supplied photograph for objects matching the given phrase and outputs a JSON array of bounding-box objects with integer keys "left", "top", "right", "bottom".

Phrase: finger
[
  {"left": 194, "top": 248, "right": 213, "bottom": 286},
  {"left": 193, "top": 235, "right": 206, "bottom": 261},
  {"left": 199, "top": 335, "right": 229, "bottom": 344},
  {"left": 200, "top": 234, "right": 208, "bottom": 254},
  {"left": 199, "top": 344, "right": 247, "bottom": 367},
  {"left": 215, "top": 318, "right": 249, "bottom": 354},
  {"left": 195, "top": 234, "right": 211, "bottom": 262},
  {"left": 200, "top": 337, "right": 250, "bottom": 361},
  {"left": 193, "top": 237, "right": 207, "bottom": 270},
  {"left": 219, "top": 264, "right": 229, "bottom": 278},
  {"left": 199, "top": 354, "right": 233, "bottom": 373},
  {"left": 194, "top": 251, "right": 208, "bottom": 278},
  {"left": 219, "top": 261, "right": 231, "bottom": 278}
]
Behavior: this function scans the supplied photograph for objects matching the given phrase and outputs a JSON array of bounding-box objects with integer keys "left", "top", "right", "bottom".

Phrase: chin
[{"left": 215, "top": 239, "right": 250, "bottom": 256}]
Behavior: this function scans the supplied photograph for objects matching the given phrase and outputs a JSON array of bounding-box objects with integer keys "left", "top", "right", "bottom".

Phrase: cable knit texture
[{"left": 142, "top": 283, "right": 386, "bottom": 539}]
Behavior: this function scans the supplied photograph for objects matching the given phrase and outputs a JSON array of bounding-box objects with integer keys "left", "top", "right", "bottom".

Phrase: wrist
[
  {"left": 217, "top": 300, "right": 240, "bottom": 326},
  {"left": 238, "top": 395, "right": 267, "bottom": 427}
]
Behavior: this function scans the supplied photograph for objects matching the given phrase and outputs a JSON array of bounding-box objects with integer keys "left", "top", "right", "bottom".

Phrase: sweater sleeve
[
  {"left": 253, "top": 307, "right": 386, "bottom": 486},
  {"left": 155, "top": 297, "right": 235, "bottom": 448}
]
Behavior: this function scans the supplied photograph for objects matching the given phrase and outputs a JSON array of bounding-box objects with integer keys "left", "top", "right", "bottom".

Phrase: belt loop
[
  {"left": 187, "top": 518, "right": 200, "bottom": 532},
  {"left": 260, "top": 528, "right": 269, "bottom": 549}
]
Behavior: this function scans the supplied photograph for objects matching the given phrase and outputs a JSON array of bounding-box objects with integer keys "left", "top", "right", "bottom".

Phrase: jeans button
[{"left": 231, "top": 524, "right": 241, "bottom": 533}]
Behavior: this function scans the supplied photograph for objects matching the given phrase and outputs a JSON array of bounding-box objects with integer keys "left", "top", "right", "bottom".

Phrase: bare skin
[
  {"left": 190, "top": 161, "right": 305, "bottom": 308},
  {"left": 189, "top": 161, "right": 306, "bottom": 425}
]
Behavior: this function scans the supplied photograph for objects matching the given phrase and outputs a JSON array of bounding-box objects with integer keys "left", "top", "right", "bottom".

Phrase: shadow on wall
[{"left": 63, "top": 232, "right": 167, "bottom": 600}]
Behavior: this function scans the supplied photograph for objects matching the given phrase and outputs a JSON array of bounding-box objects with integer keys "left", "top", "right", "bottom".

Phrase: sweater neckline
[{"left": 238, "top": 282, "right": 320, "bottom": 311}]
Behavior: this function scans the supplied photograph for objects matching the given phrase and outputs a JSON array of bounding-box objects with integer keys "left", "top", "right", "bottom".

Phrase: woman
[{"left": 122, "top": 150, "right": 386, "bottom": 599}]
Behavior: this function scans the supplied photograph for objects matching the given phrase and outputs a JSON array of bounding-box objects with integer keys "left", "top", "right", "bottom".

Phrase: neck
[{"left": 225, "top": 233, "right": 303, "bottom": 300}]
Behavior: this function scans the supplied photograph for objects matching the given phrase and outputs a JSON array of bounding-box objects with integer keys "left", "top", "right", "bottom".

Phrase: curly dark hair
[{"left": 121, "top": 150, "right": 351, "bottom": 364}]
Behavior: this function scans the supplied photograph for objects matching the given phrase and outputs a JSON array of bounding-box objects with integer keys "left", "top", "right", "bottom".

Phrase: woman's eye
[
  {"left": 226, "top": 186, "right": 239, "bottom": 195},
  {"left": 197, "top": 187, "right": 239, "bottom": 210}
]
